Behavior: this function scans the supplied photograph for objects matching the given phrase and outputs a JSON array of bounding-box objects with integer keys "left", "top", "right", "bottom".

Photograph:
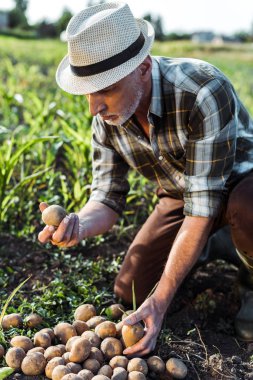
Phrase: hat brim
[{"left": 56, "top": 18, "right": 154, "bottom": 95}]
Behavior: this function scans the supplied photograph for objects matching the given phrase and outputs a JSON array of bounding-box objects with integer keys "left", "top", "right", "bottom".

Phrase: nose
[{"left": 87, "top": 94, "right": 107, "bottom": 116}]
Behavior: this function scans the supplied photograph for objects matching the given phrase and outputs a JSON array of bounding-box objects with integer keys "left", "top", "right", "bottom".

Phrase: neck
[{"left": 134, "top": 77, "right": 152, "bottom": 133}]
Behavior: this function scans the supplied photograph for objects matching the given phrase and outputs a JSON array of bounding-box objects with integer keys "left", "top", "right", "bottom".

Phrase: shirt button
[{"left": 158, "top": 155, "right": 163, "bottom": 161}]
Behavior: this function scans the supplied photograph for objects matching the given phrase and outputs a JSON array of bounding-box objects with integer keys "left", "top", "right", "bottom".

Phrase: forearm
[
  {"left": 153, "top": 215, "right": 214, "bottom": 311},
  {"left": 77, "top": 200, "right": 119, "bottom": 239}
]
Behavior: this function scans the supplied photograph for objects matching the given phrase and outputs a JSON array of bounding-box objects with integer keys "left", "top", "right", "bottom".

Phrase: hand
[
  {"left": 122, "top": 295, "right": 167, "bottom": 357},
  {"left": 38, "top": 202, "right": 81, "bottom": 247}
]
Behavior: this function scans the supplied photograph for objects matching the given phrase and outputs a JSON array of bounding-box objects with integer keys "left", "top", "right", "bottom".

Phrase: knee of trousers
[{"left": 226, "top": 183, "right": 253, "bottom": 256}]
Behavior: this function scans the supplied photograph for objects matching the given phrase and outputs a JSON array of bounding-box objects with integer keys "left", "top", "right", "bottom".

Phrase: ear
[{"left": 138, "top": 55, "right": 152, "bottom": 81}]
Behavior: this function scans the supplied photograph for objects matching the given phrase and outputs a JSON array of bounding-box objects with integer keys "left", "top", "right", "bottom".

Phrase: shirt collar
[{"left": 149, "top": 57, "right": 163, "bottom": 118}]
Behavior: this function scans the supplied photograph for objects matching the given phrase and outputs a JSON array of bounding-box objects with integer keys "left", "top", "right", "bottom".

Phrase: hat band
[{"left": 70, "top": 32, "right": 145, "bottom": 77}]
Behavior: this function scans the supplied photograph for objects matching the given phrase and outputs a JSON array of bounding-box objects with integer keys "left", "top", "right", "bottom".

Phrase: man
[{"left": 38, "top": 2, "right": 253, "bottom": 356}]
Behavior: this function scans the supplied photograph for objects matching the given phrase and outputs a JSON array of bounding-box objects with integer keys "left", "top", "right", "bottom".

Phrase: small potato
[
  {"left": 121, "top": 310, "right": 134, "bottom": 321},
  {"left": 92, "top": 376, "right": 110, "bottom": 380},
  {"left": 42, "top": 204, "right": 67, "bottom": 227},
  {"left": 5, "top": 347, "right": 26, "bottom": 369},
  {"left": 61, "top": 375, "right": 83, "bottom": 380},
  {"left": 112, "top": 367, "right": 128, "bottom": 380},
  {"left": 25, "top": 313, "right": 43, "bottom": 328},
  {"left": 81, "top": 331, "right": 101, "bottom": 348},
  {"left": 128, "top": 371, "right": 146, "bottom": 380},
  {"left": 83, "top": 358, "right": 100, "bottom": 374},
  {"left": 34, "top": 331, "right": 51, "bottom": 348},
  {"left": 1, "top": 313, "right": 23, "bottom": 329},
  {"left": 98, "top": 365, "right": 113, "bottom": 378},
  {"left": 100, "top": 337, "right": 123, "bottom": 360},
  {"left": 147, "top": 356, "right": 165, "bottom": 374},
  {"left": 45, "top": 357, "right": 65, "bottom": 379},
  {"left": 10, "top": 335, "right": 33, "bottom": 352},
  {"left": 27, "top": 346, "right": 45, "bottom": 355},
  {"left": 56, "top": 344, "right": 66, "bottom": 355},
  {"left": 95, "top": 321, "right": 117, "bottom": 339},
  {"left": 66, "top": 336, "right": 80, "bottom": 352},
  {"left": 74, "top": 304, "right": 96, "bottom": 322},
  {"left": 88, "top": 347, "right": 104, "bottom": 364},
  {"left": 40, "top": 327, "right": 55, "bottom": 340},
  {"left": 73, "top": 320, "right": 89, "bottom": 335},
  {"left": 52, "top": 365, "right": 71, "bottom": 380},
  {"left": 69, "top": 337, "right": 91, "bottom": 363},
  {"left": 66, "top": 362, "right": 82, "bottom": 373},
  {"left": 121, "top": 323, "right": 144, "bottom": 348},
  {"left": 54, "top": 322, "right": 77, "bottom": 344},
  {"left": 127, "top": 358, "right": 148, "bottom": 375},
  {"left": 21, "top": 352, "right": 47, "bottom": 375},
  {"left": 44, "top": 346, "right": 63, "bottom": 361},
  {"left": 109, "top": 355, "right": 128, "bottom": 369},
  {"left": 0, "top": 344, "right": 5, "bottom": 358},
  {"left": 62, "top": 352, "right": 71, "bottom": 364},
  {"left": 106, "top": 304, "right": 125, "bottom": 320},
  {"left": 86, "top": 316, "right": 107, "bottom": 329},
  {"left": 78, "top": 369, "right": 94, "bottom": 380}
]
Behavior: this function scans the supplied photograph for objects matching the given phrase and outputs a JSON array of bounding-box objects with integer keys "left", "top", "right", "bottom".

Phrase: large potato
[
  {"left": 127, "top": 358, "right": 148, "bottom": 375},
  {"left": 54, "top": 322, "right": 77, "bottom": 344},
  {"left": 34, "top": 331, "right": 51, "bottom": 348},
  {"left": 69, "top": 337, "right": 91, "bottom": 363},
  {"left": 83, "top": 358, "right": 100, "bottom": 374},
  {"left": 44, "top": 346, "right": 63, "bottom": 361},
  {"left": 98, "top": 365, "right": 113, "bottom": 378},
  {"left": 95, "top": 321, "right": 117, "bottom": 339},
  {"left": 128, "top": 371, "right": 146, "bottom": 380},
  {"left": 100, "top": 337, "right": 123, "bottom": 360},
  {"left": 86, "top": 316, "right": 107, "bottom": 329},
  {"left": 112, "top": 367, "right": 128, "bottom": 380},
  {"left": 52, "top": 365, "right": 71, "bottom": 380},
  {"left": 147, "top": 356, "right": 165, "bottom": 374},
  {"left": 121, "top": 323, "right": 144, "bottom": 347},
  {"left": 78, "top": 369, "right": 94, "bottom": 380},
  {"left": 45, "top": 357, "right": 65, "bottom": 379},
  {"left": 5, "top": 347, "right": 26, "bottom": 369},
  {"left": 25, "top": 313, "right": 43, "bottom": 328},
  {"left": 109, "top": 355, "right": 128, "bottom": 369},
  {"left": 74, "top": 304, "right": 96, "bottom": 322},
  {"left": 10, "top": 335, "right": 33, "bottom": 352},
  {"left": 81, "top": 331, "right": 101, "bottom": 348},
  {"left": 88, "top": 347, "right": 104, "bottom": 364},
  {"left": 1, "top": 313, "right": 22, "bottom": 329},
  {"left": 21, "top": 352, "right": 47, "bottom": 375},
  {"left": 66, "top": 336, "right": 80, "bottom": 352},
  {"left": 66, "top": 362, "right": 82, "bottom": 374},
  {"left": 40, "top": 327, "right": 55, "bottom": 340},
  {"left": 42, "top": 205, "right": 67, "bottom": 226},
  {"left": 73, "top": 320, "right": 89, "bottom": 335}
]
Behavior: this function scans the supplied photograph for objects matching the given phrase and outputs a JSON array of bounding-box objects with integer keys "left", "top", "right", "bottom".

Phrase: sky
[{"left": 1, "top": 0, "right": 253, "bottom": 35}]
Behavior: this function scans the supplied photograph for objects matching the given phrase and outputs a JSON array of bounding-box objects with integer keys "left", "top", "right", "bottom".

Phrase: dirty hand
[
  {"left": 122, "top": 295, "right": 167, "bottom": 357},
  {"left": 38, "top": 202, "right": 82, "bottom": 247}
]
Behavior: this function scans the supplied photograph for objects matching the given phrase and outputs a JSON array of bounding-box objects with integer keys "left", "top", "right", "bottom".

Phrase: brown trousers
[{"left": 114, "top": 172, "right": 253, "bottom": 304}]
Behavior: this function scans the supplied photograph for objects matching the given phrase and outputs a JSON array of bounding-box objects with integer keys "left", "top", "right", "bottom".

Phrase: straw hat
[{"left": 56, "top": 2, "right": 154, "bottom": 95}]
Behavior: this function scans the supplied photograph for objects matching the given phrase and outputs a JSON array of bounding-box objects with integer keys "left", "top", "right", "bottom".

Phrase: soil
[{"left": 1, "top": 232, "right": 253, "bottom": 380}]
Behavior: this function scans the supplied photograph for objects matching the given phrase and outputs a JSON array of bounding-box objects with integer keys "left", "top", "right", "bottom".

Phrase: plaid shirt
[{"left": 89, "top": 57, "right": 253, "bottom": 217}]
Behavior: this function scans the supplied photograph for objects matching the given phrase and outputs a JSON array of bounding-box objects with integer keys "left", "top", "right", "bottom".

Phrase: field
[{"left": 0, "top": 36, "right": 253, "bottom": 379}]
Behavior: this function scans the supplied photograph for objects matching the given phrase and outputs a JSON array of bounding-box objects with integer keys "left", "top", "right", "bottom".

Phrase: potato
[
  {"left": 52, "top": 365, "right": 71, "bottom": 380},
  {"left": 1, "top": 313, "right": 23, "bottom": 329},
  {"left": 92, "top": 376, "right": 110, "bottom": 380},
  {"left": 88, "top": 347, "right": 104, "bottom": 364},
  {"left": 165, "top": 358, "right": 188, "bottom": 379},
  {"left": 0, "top": 344, "right": 5, "bottom": 359},
  {"left": 128, "top": 371, "right": 146, "bottom": 380},
  {"left": 106, "top": 304, "right": 125, "bottom": 320},
  {"left": 27, "top": 346, "right": 45, "bottom": 355},
  {"left": 78, "top": 369, "right": 94, "bottom": 380},
  {"left": 56, "top": 344, "right": 66, "bottom": 355},
  {"left": 21, "top": 352, "right": 47, "bottom": 375},
  {"left": 66, "top": 336, "right": 80, "bottom": 352},
  {"left": 54, "top": 322, "right": 77, "bottom": 344},
  {"left": 66, "top": 362, "right": 83, "bottom": 373},
  {"left": 127, "top": 358, "right": 148, "bottom": 375},
  {"left": 100, "top": 337, "right": 123, "bottom": 360},
  {"left": 73, "top": 320, "right": 89, "bottom": 335},
  {"left": 147, "top": 356, "right": 165, "bottom": 374},
  {"left": 109, "top": 355, "right": 128, "bottom": 369},
  {"left": 69, "top": 337, "right": 91, "bottom": 363},
  {"left": 25, "top": 313, "right": 43, "bottom": 328},
  {"left": 121, "top": 310, "right": 134, "bottom": 321},
  {"left": 74, "top": 304, "right": 96, "bottom": 322},
  {"left": 62, "top": 352, "right": 71, "bottom": 363},
  {"left": 83, "top": 358, "right": 100, "bottom": 374},
  {"left": 34, "top": 331, "right": 51, "bottom": 348},
  {"left": 98, "top": 365, "right": 113, "bottom": 377},
  {"left": 10, "top": 335, "right": 33, "bottom": 352},
  {"left": 121, "top": 323, "right": 144, "bottom": 347},
  {"left": 112, "top": 367, "right": 128, "bottom": 380},
  {"left": 61, "top": 375, "right": 83, "bottom": 380},
  {"left": 40, "top": 327, "right": 55, "bottom": 340},
  {"left": 81, "top": 331, "right": 101, "bottom": 348},
  {"left": 45, "top": 357, "right": 65, "bottom": 379},
  {"left": 95, "top": 321, "right": 117, "bottom": 339},
  {"left": 5, "top": 347, "right": 26, "bottom": 369},
  {"left": 44, "top": 346, "right": 63, "bottom": 361},
  {"left": 86, "top": 316, "right": 107, "bottom": 329},
  {"left": 42, "top": 205, "right": 67, "bottom": 226}
]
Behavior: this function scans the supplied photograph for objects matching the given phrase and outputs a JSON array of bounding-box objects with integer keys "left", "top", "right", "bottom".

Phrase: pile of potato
[{"left": 0, "top": 304, "right": 188, "bottom": 380}]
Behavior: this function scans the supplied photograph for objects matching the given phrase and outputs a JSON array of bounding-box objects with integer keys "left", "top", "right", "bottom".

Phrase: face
[{"left": 86, "top": 68, "right": 145, "bottom": 125}]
